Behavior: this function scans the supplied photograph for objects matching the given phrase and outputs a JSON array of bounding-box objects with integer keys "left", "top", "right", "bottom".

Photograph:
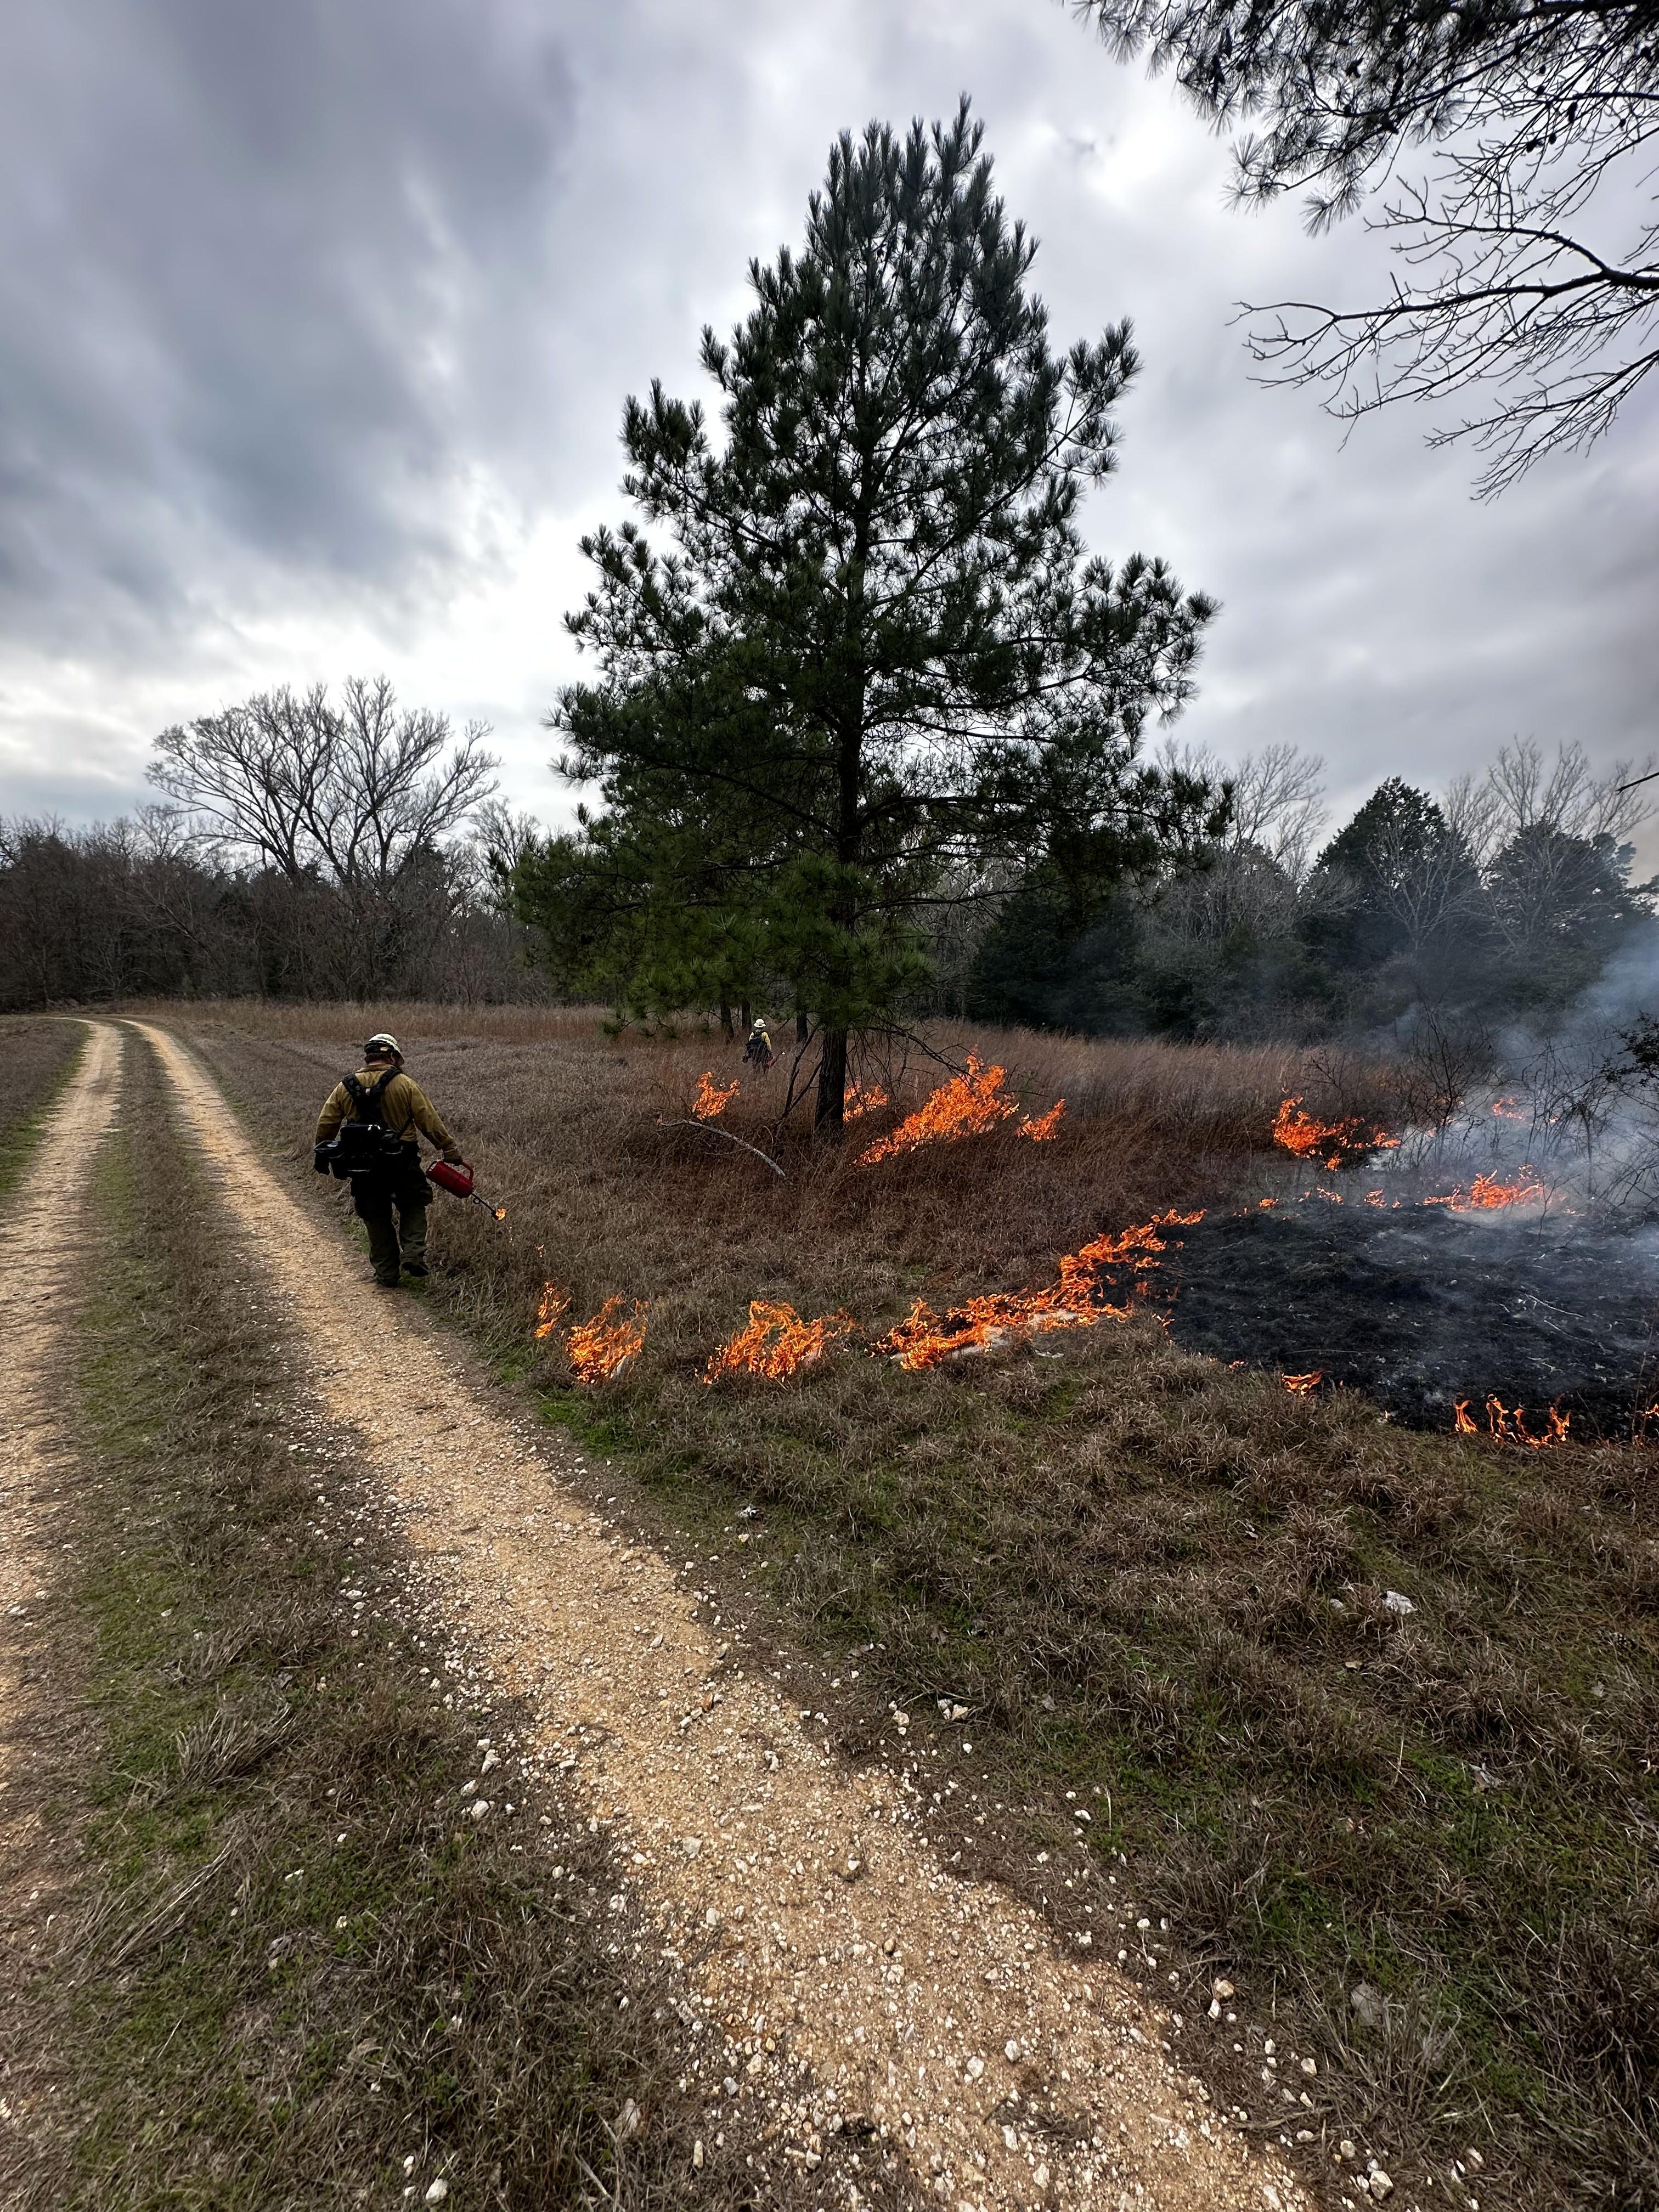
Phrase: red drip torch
[{"left": 426, "top": 1159, "right": 508, "bottom": 1221}]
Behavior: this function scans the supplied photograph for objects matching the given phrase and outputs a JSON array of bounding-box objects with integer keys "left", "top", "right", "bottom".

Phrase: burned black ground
[{"left": 1165, "top": 1203, "right": 1659, "bottom": 1439}]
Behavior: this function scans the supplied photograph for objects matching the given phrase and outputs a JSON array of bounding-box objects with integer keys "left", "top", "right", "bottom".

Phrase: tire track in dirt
[
  {"left": 0, "top": 1023, "right": 123, "bottom": 2139},
  {"left": 139, "top": 1023, "right": 1308, "bottom": 2212}
]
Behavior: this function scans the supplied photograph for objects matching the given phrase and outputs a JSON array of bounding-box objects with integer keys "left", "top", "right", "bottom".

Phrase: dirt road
[{"left": 123, "top": 1022, "right": 1307, "bottom": 2212}]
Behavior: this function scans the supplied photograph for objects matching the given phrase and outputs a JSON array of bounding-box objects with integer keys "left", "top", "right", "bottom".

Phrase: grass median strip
[{"left": 7, "top": 1030, "right": 808, "bottom": 2211}]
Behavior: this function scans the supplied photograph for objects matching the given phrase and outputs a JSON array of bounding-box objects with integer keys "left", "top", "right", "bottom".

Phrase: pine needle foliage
[{"left": 524, "top": 101, "right": 1219, "bottom": 1131}]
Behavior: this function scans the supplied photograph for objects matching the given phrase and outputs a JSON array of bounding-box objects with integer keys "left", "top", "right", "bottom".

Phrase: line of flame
[
  {"left": 1273, "top": 1095, "right": 1401, "bottom": 1172},
  {"left": 1454, "top": 1395, "right": 1569, "bottom": 1445},
  {"left": 533, "top": 1283, "right": 571, "bottom": 1342},
  {"left": 873, "top": 1208, "right": 1201, "bottom": 1370},
  {"left": 1423, "top": 1169, "right": 1548, "bottom": 1211},
  {"left": 702, "top": 1300, "right": 858, "bottom": 1384},
  {"left": 843, "top": 1083, "right": 889, "bottom": 1123},
  {"left": 857, "top": 1054, "right": 1020, "bottom": 1164},
  {"left": 1282, "top": 1370, "right": 1323, "bottom": 1395}
]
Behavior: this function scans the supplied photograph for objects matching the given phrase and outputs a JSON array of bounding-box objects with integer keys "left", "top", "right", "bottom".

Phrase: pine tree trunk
[
  {"left": 720, "top": 1003, "right": 735, "bottom": 1040},
  {"left": 796, "top": 1011, "right": 809, "bottom": 1043},
  {"left": 815, "top": 1025, "right": 848, "bottom": 1138},
  {"left": 740, "top": 1001, "right": 752, "bottom": 1031}
]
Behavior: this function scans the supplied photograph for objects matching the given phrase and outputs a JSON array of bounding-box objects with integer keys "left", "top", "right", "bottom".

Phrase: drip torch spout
[{"left": 425, "top": 1158, "right": 508, "bottom": 1223}]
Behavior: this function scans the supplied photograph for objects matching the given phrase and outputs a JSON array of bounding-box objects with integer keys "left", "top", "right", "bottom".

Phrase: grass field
[{"left": 172, "top": 1001, "right": 1659, "bottom": 2211}]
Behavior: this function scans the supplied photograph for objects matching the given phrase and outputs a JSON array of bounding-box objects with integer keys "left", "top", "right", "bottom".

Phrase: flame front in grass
[
  {"left": 568, "top": 1296, "right": 648, "bottom": 1383},
  {"left": 692, "top": 1070, "right": 740, "bottom": 1121},
  {"left": 1272, "top": 1096, "right": 1401, "bottom": 1172},
  {"left": 857, "top": 1054, "right": 1019, "bottom": 1165},
  {"left": 874, "top": 1208, "right": 1200, "bottom": 1370},
  {"left": 1282, "top": 1370, "right": 1323, "bottom": 1395},
  {"left": 843, "top": 1083, "right": 889, "bottom": 1123},
  {"left": 1492, "top": 1096, "right": 1526, "bottom": 1121},
  {"left": 533, "top": 1283, "right": 571, "bottom": 1342},
  {"left": 877, "top": 1290, "right": 1116, "bottom": 1371},
  {"left": 1424, "top": 1167, "right": 1548, "bottom": 1212},
  {"left": 1053, "top": 1210, "right": 1203, "bottom": 1302},
  {"left": 703, "top": 1300, "right": 857, "bottom": 1384},
  {"left": 1017, "top": 1099, "right": 1066, "bottom": 1142},
  {"left": 1455, "top": 1395, "right": 1568, "bottom": 1445},
  {"left": 1482, "top": 1396, "right": 1570, "bottom": 1446}
]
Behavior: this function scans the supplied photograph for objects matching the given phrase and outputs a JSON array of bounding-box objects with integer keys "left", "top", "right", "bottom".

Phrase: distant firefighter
[
  {"left": 743, "top": 1016, "right": 776, "bottom": 1073},
  {"left": 314, "top": 1031, "right": 464, "bottom": 1288}
]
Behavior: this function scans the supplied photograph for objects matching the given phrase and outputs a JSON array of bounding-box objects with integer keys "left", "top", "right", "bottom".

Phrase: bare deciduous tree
[
  {"left": 1079, "top": 1, "right": 1659, "bottom": 491},
  {"left": 1448, "top": 735, "right": 1657, "bottom": 865},
  {"left": 1163, "top": 738, "right": 1328, "bottom": 882},
  {"left": 149, "top": 676, "right": 497, "bottom": 998}
]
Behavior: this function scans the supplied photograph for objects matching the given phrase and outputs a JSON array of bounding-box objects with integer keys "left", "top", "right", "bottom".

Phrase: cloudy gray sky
[{"left": 2, "top": 0, "right": 1655, "bottom": 851}]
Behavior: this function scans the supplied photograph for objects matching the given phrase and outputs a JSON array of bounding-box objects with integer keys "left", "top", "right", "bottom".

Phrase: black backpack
[{"left": 314, "top": 1070, "right": 409, "bottom": 1181}]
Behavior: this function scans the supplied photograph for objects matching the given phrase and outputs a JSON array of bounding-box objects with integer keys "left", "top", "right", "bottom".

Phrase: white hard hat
[{"left": 365, "top": 1031, "right": 402, "bottom": 1058}]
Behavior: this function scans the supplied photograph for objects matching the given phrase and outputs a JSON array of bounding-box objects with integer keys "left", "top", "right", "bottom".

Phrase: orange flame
[
  {"left": 703, "top": 1300, "right": 857, "bottom": 1384},
  {"left": 872, "top": 1209, "right": 1201, "bottom": 1369},
  {"left": 1017, "top": 1098, "right": 1066, "bottom": 1142},
  {"left": 843, "top": 1082, "right": 890, "bottom": 1123},
  {"left": 1455, "top": 1395, "right": 1569, "bottom": 1446},
  {"left": 568, "top": 1296, "right": 648, "bottom": 1383},
  {"left": 1282, "top": 1371, "right": 1323, "bottom": 1395},
  {"left": 877, "top": 1290, "right": 1117, "bottom": 1370},
  {"left": 857, "top": 1054, "right": 1019, "bottom": 1164},
  {"left": 1053, "top": 1210, "right": 1203, "bottom": 1300},
  {"left": 1480, "top": 1396, "right": 1570, "bottom": 1447},
  {"left": 1424, "top": 1168, "right": 1547, "bottom": 1212},
  {"left": 533, "top": 1283, "right": 571, "bottom": 1342},
  {"left": 693, "top": 1070, "right": 740, "bottom": 1121},
  {"left": 1492, "top": 1097, "right": 1526, "bottom": 1121},
  {"left": 1272, "top": 1096, "right": 1401, "bottom": 1172}
]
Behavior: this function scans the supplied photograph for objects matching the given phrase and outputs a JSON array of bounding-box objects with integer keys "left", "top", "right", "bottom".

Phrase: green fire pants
[{"left": 352, "top": 1163, "right": 429, "bottom": 1285}]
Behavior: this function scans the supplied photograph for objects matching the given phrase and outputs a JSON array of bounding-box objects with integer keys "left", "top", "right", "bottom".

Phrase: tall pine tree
[{"left": 524, "top": 102, "right": 1217, "bottom": 1131}]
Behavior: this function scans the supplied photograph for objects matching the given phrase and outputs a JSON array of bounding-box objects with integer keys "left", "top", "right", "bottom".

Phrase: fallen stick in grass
[{"left": 655, "top": 1116, "right": 786, "bottom": 1177}]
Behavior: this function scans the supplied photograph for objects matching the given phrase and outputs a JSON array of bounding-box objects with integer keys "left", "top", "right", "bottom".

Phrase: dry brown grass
[
  {"left": 165, "top": 1000, "right": 1659, "bottom": 2212},
  {"left": 0, "top": 1014, "right": 84, "bottom": 1192},
  {"left": 157, "top": 998, "right": 1391, "bottom": 1329}
]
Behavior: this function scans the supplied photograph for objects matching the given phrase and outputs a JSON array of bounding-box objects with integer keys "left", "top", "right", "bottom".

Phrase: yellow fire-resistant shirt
[{"left": 315, "top": 1066, "right": 462, "bottom": 1161}]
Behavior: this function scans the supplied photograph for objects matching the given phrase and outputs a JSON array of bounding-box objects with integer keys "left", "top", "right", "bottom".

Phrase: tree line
[
  {"left": 0, "top": 679, "right": 543, "bottom": 1009},
  {"left": 966, "top": 737, "right": 1658, "bottom": 1042}
]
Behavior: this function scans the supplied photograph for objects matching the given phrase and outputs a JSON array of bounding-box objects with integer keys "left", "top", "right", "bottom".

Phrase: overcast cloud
[{"left": 1, "top": 0, "right": 1655, "bottom": 850}]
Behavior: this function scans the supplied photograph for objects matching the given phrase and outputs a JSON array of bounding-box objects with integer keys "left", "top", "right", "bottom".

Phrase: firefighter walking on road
[{"left": 314, "top": 1032, "right": 464, "bottom": 1288}]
